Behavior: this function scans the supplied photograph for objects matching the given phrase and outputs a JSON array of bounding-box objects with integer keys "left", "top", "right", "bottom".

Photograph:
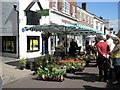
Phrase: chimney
[
  {"left": 99, "top": 16, "right": 103, "bottom": 19},
  {"left": 82, "top": 2, "right": 86, "bottom": 11}
]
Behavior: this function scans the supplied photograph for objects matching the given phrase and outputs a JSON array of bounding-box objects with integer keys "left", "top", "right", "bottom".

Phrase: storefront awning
[
  {"left": 77, "top": 23, "right": 104, "bottom": 35},
  {"left": 25, "top": 23, "right": 103, "bottom": 35}
]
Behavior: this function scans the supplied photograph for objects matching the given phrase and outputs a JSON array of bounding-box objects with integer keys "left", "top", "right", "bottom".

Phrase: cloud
[{"left": 109, "top": 20, "right": 119, "bottom": 33}]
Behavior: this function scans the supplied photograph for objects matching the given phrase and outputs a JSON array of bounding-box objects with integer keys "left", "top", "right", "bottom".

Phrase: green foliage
[
  {"left": 19, "top": 58, "right": 26, "bottom": 64},
  {"left": 36, "top": 60, "right": 43, "bottom": 66},
  {"left": 66, "top": 63, "right": 72, "bottom": 70},
  {"left": 45, "top": 54, "right": 50, "bottom": 61},
  {"left": 51, "top": 70, "right": 65, "bottom": 76},
  {"left": 37, "top": 69, "right": 47, "bottom": 76},
  {"left": 81, "top": 54, "right": 96, "bottom": 59}
]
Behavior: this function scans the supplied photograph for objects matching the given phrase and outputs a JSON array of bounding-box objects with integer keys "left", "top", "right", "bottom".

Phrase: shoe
[{"left": 112, "top": 81, "right": 119, "bottom": 85}]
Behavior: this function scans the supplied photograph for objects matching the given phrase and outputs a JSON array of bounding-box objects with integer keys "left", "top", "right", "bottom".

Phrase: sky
[{"left": 77, "top": 1, "right": 119, "bottom": 33}]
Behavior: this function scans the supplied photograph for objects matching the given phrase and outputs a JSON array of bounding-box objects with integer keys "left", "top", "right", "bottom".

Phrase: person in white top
[
  {"left": 106, "top": 34, "right": 115, "bottom": 52},
  {"left": 106, "top": 34, "right": 115, "bottom": 80}
]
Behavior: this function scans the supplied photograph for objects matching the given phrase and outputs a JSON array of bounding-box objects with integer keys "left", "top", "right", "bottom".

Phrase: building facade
[
  {"left": 77, "top": 3, "right": 94, "bottom": 29},
  {"left": 0, "top": 1, "right": 19, "bottom": 58},
  {"left": 93, "top": 15, "right": 104, "bottom": 34},
  {"left": 1, "top": 0, "right": 112, "bottom": 59}
]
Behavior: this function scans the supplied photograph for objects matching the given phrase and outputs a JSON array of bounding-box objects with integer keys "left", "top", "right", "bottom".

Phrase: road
[{"left": 3, "top": 63, "right": 120, "bottom": 89}]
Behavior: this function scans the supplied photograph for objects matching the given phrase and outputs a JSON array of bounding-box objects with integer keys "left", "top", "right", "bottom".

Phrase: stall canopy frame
[{"left": 25, "top": 23, "right": 103, "bottom": 59}]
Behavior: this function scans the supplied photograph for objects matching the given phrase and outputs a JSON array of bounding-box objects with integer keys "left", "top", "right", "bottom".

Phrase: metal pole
[
  {"left": 65, "top": 27, "right": 67, "bottom": 60},
  {"left": 14, "top": 4, "right": 19, "bottom": 58}
]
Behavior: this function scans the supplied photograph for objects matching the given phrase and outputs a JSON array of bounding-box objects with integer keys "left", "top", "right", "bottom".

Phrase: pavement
[
  {"left": 3, "top": 64, "right": 120, "bottom": 88},
  {"left": 0, "top": 56, "right": 34, "bottom": 86},
  {"left": 1, "top": 56, "right": 120, "bottom": 89}
]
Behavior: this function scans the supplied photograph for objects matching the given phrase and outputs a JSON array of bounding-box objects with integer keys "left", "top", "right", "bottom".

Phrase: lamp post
[{"left": 13, "top": 4, "right": 19, "bottom": 58}]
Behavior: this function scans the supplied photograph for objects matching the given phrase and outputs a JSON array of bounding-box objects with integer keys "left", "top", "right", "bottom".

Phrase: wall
[
  {"left": 50, "top": 0, "right": 77, "bottom": 18},
  {"left": 77, "top": 7, "right": 94, "bottom": 28},
  {"left": 1, "top": 1, "right": 19, "bottom": 58},
  {"left": 50, "top": 11, "right": 77, "bottom": 25},
  {"left": 93, "top": 17, "right": 104, "bottom": 34},
  {"left": 19, "top": 0, "right": 50, "bottom": 59}
]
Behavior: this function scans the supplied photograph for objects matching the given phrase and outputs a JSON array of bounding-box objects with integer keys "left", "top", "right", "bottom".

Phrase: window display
[
  {"left": 27, "top": 36, "right": 40, "bottom": 51},
  {"left": 2, "top": 36, "right": 16, "bottom": 53}
]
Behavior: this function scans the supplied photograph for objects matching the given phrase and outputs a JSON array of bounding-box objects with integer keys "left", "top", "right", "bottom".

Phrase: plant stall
[
  {"left": 36, "top": 63, "right": 66, "bottom": 82},
  {"left": 54, "top": 46, "right": 66, "bottom": 60},
  {"left": 56, "top": 59, "right": 86, "bottom": 73},
  {"left": 81, "top": 54, "right": 96, "bottom": 66}
]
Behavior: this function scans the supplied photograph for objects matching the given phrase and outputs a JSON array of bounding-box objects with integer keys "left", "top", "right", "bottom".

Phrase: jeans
[
  {"left": 113, "top": 58, "right": 120, "bottom": 82},
  {"left": 114, "top": 66, "right": 120, "bottom": 82},
  {"left": 113, "top": 58, "right": 120, "bottom": 66}
]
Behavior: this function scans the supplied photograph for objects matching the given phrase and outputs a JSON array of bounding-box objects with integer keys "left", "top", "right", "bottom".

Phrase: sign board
[
  {"left": 36, "top": 9, "right": 49, "bottom": 16},
  {"left": 22, "top": 28, "right": 25, "bottom": 32}
]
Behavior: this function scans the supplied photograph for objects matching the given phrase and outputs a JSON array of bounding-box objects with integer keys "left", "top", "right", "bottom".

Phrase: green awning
[
  {"left": 25, "top": 23, "right": 103, "bottom": 35},
  {"left": 77, "top": 23, "right": 104, "bottom": 35}
]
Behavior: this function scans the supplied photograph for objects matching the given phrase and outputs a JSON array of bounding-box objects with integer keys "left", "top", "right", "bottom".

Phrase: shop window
[
  {"left": 2, "top": 36, "right": 16, "bottom": 53},
  {"left": 27, "top": 36, "right": 40, "bottom": 52}
]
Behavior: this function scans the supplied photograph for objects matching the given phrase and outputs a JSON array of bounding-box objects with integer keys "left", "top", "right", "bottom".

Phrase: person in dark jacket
[{"left": 69, "top": 39, "right": 78, "bottom": 57}]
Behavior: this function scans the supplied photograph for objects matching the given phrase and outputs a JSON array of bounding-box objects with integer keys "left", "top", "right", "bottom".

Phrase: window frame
[
  {"left": 100, "top": 23, "right": 103, "bottom": 31},
  {"left": 27, "top": 36, "right": 40, "bottom": 52},
  {"left": 26, "top": 11, "right": 40, "bottom": 25},
  {"left": 83, "top": 14, "right": 86, "bottom": 22},
  {"left": 2, "top": 36, "right": 16, "bottom": 53},
  {"left": 96, "top": 21, "right": 99, "bottom": 30},
  {"left": 52, "top": 0, "right": 57, "bottom": 10},
  {"left": 62, "top": 0, "right": 70, "bottom": 15},
  {"left": 72, "top": 6, "right": 75, "bottom": 17}
]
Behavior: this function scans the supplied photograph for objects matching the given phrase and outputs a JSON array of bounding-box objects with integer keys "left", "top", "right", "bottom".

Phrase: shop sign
[
  {"left": 22, "top": 28, "right": 25, "bottom": 32},
  {"left": 36, "top": 9, "right": 49, "bottom": 16}
]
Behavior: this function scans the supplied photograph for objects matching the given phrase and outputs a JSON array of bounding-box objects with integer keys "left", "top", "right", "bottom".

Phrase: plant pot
[{"left": 20, "top": 66, "right": 25, "bottom": 70}]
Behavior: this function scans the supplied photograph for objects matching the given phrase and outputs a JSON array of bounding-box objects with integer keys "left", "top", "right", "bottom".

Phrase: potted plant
[{"left": 19, "top": 58, "right": 27, "bottom": 70}]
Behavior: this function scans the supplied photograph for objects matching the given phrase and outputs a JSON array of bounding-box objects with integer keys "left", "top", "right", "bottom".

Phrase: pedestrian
[
  {"left": 106, "top": 34, "right": 115, "bottom": 79},
  {"left": 93, "top": 37, "right": 99, "bottom": 66},
  {"left": 106, "top": 34, "right": 115, "bottom": 52},
  {"left": 96, "top": 35, "right": 110, "bottom": 82},
  {"left": 69, "top": 39, "right": 78, "bottom": 57},
  {"left": 111, "top": 37, "right": 120, "bottom": 85},
  {"left": 85, "top": 40, "right": 91, "bottom": 54}
]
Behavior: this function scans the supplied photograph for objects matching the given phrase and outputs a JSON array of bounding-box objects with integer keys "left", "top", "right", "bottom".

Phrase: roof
[
  {"left": 77, "top": 6, "right": 105, "bottom": 23},
  {"left": 24, "top": 0, "right": 43, "bottom": 11}
]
